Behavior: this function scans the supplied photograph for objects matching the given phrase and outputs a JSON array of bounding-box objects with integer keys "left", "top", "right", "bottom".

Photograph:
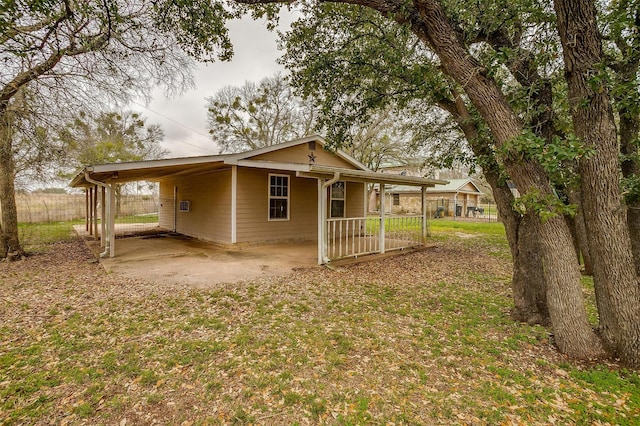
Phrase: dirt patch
[{"left": 454, "top": 232, "right": 477, "bottom": 239}]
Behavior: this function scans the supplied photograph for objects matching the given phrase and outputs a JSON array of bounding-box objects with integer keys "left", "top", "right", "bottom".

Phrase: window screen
[
  {"left": 330, "top": 181, "right": 346, "bottom": 218},
  {"left": 269, "top": 174, "right": 289, "bottom": 220}
]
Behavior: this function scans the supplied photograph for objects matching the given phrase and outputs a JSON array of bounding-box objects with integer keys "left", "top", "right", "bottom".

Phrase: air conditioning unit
[{"left": 178, "top": 200, "right": 190, "bottom": 212}]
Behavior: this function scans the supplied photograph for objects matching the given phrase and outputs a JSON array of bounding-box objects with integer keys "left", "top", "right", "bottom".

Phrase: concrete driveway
[{"left": 80, "top": 230, "right": 319, "bottom": 288}]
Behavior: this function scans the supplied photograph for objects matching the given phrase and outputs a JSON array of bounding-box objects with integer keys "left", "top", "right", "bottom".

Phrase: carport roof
[
  {"left": 70, "top": 158, "right": 447, "bottom": 188},
  {"left": 69, "top": 155, "right": 229, "bottom": 187},
  {"left": 69, "top": 135, "right": 447, "bottom": 188}
]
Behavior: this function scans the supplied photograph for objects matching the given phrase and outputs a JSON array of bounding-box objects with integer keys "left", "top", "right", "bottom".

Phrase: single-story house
[
  {"left": 377, "top": 178, "right": 484, "bottom": 217},
  {"left": 70, "top": 136, "right": 447, "bottom": 264}
]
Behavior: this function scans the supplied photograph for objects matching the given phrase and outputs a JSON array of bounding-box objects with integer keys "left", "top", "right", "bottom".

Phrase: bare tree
[
  {"left": 0, "top": 0, "right": 236, "bottom": 258},
  {"left": 206, "top": 74, "right": 316, "bottom": 152}
]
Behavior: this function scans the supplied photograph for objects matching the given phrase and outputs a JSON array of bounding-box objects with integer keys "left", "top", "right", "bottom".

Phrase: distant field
[
  {"left": 14, "top": 192, "right": 159, "bottom": 224},
  {"left": 12, "top": 192, "right": 160, "bottom": 248}
]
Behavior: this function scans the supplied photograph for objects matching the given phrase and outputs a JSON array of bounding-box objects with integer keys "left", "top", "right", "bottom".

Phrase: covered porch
[
  {"left": 71, "top": 156, "right": 446, "bottom": 265},
  {"left": 297, "top": 165, "right": 443, "bottom": 264}
]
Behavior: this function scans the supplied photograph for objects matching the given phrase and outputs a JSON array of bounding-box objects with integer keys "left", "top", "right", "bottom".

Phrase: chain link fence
[{"left": 12, "top": 184, "right": 160, "bottom": 250}]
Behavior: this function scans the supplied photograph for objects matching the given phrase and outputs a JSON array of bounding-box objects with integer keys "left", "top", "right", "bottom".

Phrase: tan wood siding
[
  {"left": 325, "top": 181, "right": 366, "bottom": 218},
  {"left": 247, "top": 144, "right": 359, "bottom": 169},
  {"left": 346, "top": 182, "right": 365, "bottom": 217},
  {"left": 236, "top": 168, "right": 318, "bottom": 243},
  {"left": 158, "top": 169, "right": 232, "bottom": 243}
]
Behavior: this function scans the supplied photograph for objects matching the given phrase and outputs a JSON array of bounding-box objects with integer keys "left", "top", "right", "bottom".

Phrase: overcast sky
[{"left": 135, "top": 15, "right": 292, "bottom": 158}]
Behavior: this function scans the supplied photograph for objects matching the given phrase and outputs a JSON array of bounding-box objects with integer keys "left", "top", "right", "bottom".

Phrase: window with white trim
[
  {"left": 330, "top": 181, "right": 346, "bottom": 218},
  {"left": 269, "top": 174, "right": 289, "bottom": 220}
]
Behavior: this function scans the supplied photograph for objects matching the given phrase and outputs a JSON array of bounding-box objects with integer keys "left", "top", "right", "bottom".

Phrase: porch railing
[{"left": 326, "top": 215, "right": 425, "bottom": 260}]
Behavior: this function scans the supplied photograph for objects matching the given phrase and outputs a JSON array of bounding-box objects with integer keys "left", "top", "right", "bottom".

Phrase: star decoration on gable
[{"left": 308, "top": 152, "right": 317, "bottom": 163}]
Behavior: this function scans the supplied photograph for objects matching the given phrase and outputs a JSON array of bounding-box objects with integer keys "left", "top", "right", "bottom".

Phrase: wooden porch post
[
  {"left": 317, "top": 178, "right": 324, "bottom": 265},
  {"left": 380, "top": 183, "right": 385, "bottom": 254},
  {"left": 319, "top": 172, "right": 340, "bottom": 264}
]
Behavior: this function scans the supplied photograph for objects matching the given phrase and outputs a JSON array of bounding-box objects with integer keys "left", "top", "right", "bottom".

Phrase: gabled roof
[
  {"left": 428, "top": 178, "right": 483, "bottom": 194},
  {"left": 386, "top": 178, "right": 483, "bottom": 194}
]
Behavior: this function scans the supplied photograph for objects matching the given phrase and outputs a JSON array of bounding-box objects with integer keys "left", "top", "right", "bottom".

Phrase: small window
[
  {"left": 269, "top": 174, "right": 289, "bottom": 220},
  {"left": 179, "top": 200, "right": 190, "bottom": 212},
  {"left": 330, "top": 181, "right": 346, "bottom": 218},
  {"left": 393, "top": 193, "right": 400, "bottom": 206}
]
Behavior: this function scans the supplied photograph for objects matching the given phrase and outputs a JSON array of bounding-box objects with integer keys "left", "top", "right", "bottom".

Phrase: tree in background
[
  {"left": 57, "top": 110, "right": 167, "bottom": 216},
  {"left": 206, "top": 74, "right": 316, "bottom": 152},
  {"left": 60, "top": 111, "right": 166, "bottom": 168},
  {"left": 0, "top": 0, "right": 245, "bottom": 258},
  {"left": 206, "top": 73, "right": 420, "bottom": 170},
  {"left": 343, "top": 107, "right": 419, "bottom": 172},
  {"left": 604, "top": 0, "right": 640, "bottom": 274}
]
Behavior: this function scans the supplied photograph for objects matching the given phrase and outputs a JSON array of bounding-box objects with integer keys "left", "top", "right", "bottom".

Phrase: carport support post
[
  {"left": 231, "top": 165, "right": 237, "bottom": 243},
  {"left": 85, "top": 189, "right": 89, "bottom": 231},
  {"left": 88, "top": 187, "right": 93, "bottom": 235},
  {"left": 379, "top": 183, "right": 385, "bottom": 254},
  {"left": 421, "top": 186, "right": 427, "bottom": 243},
  {"left": 453, "top": 193, "right": 458, "bottom": 220},
  {"left": 101, "top": 187, "right": 106, "bottom": 248},
  {"left": 109, "top": 182, "right": 116, "bottom": 257},
  {"left": 93, "top": 185, "right": 99, "bottom": 240}
]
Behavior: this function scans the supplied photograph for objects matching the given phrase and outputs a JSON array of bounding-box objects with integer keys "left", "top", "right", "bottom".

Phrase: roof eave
[
  {"left": 69, "top": 169, "right": 90, "bottom": 188},
  {"left": 302, "top": 165, "right": 448, "bottom": 186}
]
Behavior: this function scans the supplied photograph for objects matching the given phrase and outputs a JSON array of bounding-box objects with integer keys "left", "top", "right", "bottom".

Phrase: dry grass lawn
[{"left": 1, "top": 222, "right": 639, "bottom": 425}]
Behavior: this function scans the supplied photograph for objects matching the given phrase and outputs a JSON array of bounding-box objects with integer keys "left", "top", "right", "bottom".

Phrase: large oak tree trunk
[
  {"left": 620, "top": 112, "right": 640, "bottom": 275},
  {"left": 0, "top": 108, "right": 24, "bottom": 259},
  {"left": 512, "top": 213, "right": 548, "bottom": 325},
  {"left": 613, "top": 29, "right": 640, "bottom": 275},
  {"left": 410, "top": 0, "right": 602, "bottom": 358},
  {"left": 554, "top": 0, "right": 640, "bottom": 366},
  {"left": 566, "top": 189, "right": 593, "bottom": 275}
]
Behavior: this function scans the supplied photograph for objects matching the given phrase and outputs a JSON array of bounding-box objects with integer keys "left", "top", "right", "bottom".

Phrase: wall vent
[{"left": 178, "top": 200, "right": 191, "bottom": 212}]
